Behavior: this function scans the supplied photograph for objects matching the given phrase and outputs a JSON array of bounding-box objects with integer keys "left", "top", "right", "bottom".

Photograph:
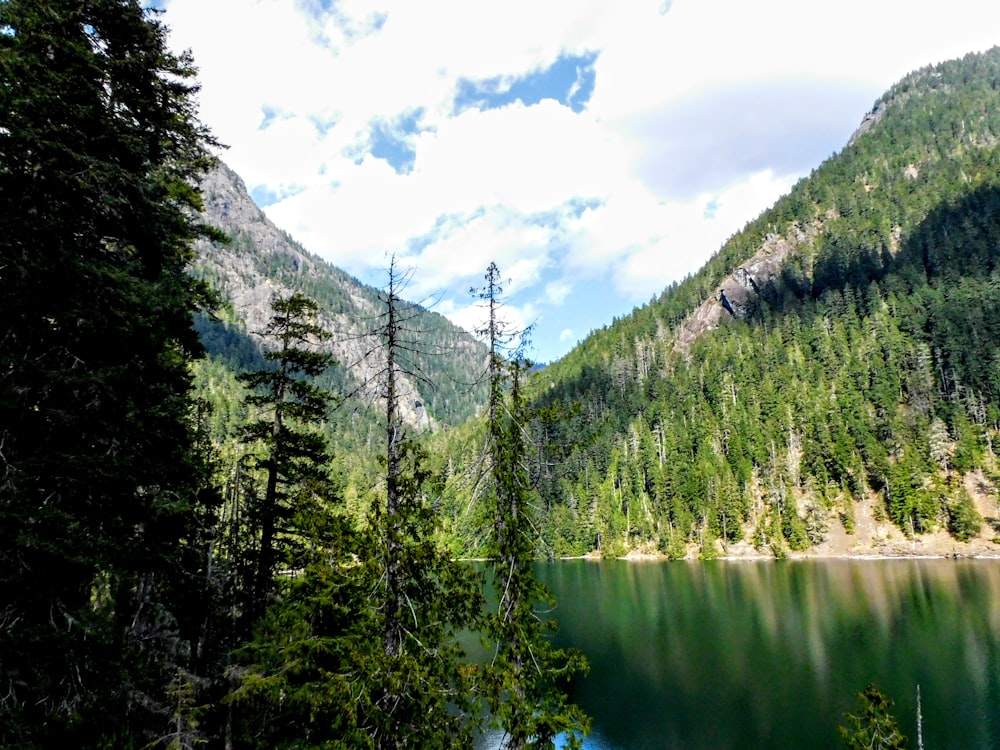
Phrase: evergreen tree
[
  {"left": 362, "top": 258, "right": 482, "bottom": 748},
  {"left": 476, "top": 263, "right": 590, "bottom": 749},
  {"left": 235, "top": 292, "right": 337, "bottom": 624},
  {"left": 223, "top": 293, "right": 373, "bottom": 749},
  {"left": 224, "top": 559, "right": 369, "bottom": 750},
  {"left": 0, "top": 0, "right": 218, "bottom": 745},
  {"left": 839, "top": 684, "right": 909, "bottom": 750}
]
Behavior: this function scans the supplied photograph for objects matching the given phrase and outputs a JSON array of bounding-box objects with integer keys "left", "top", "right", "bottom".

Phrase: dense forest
[
  {"left": 474, "top": 47, "right": 1000, "bottom": 559},
  {"left": 190, "top": 49, "right": 1000, "bottom": 562},
  {"left": 0, "top": 2, "right": 585, "bottom": 748},
  {"left": 5, "top": 0, "right": 1000, "bottom": 746}
]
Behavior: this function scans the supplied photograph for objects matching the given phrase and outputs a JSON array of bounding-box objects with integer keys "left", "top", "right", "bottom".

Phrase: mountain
[
  {"left": 444, "top": 47, "right": 1000, "bottom": 559},
  {"left": 189, "top": 161, "right": 488, "bottom": 436}
]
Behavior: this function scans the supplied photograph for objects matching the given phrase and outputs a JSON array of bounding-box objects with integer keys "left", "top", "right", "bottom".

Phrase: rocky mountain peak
[{"left": 193, "top": 161, "right": 487, "bottom": 429}]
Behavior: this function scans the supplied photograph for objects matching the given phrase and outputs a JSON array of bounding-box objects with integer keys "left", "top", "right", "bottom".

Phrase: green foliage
[
  {"left": 661, "top": 526, "right": 689, "bottom": 560},
  {"left": 839, "top": 684, "right": 909, "bottom": 750},
  {"left": 698, "top": 528, "right": 719, "bottom": 561},
  {"left": 946, "top": 486, "right": 983, "bottom": 542},
  {"left": 229, "top": 292, "right": 338, "bottom": 623},
  {"left": 360, "top": 438, "right": 483, "bottom": 749},
  {"left": 841, "top": 502, "right": 857, "bottom": 535},
  {"left": 224, "top": 278, "right": 484, "bottom": 749},
  {"left": 888, "top": 447, "right": 939, "bottom": 536},
  {"left": 803, "top": 498, "right": 830, "bottom": 545},
  {"left": 436, "top": 47, "right": 1000, "bottom": 559},
  {"left": 225, "top": 562, "right": 370, "bottom": 750},
  {"left": 476, "top": 263, "right": 590, "bottom": 749},
  {"left": 362, "top": 261, "right": 484, "bottom": 749},
  {"left": 0, "top": 0, "right": 218, "bottom": 744}
]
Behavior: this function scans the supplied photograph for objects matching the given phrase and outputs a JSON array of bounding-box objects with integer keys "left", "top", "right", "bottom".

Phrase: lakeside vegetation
[
  {"left": 5, "top": 0, "right": 1000, "bottom": 747},
  {"left": 442, "top": 47, "right": 1000, "bottom": 560},
  {"left": 0, "top": 2, "right": 585, "bottom": 747}
]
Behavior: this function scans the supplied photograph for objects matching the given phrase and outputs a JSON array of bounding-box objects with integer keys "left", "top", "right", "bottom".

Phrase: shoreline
[
  {"left": 610, "top": 551, "right": 1000, "bottom": 561},
  {"left": 562, "top": 488, "right": 1000, "bottom": 561},
  {"left": 556, "top": 550, "right": 1000, "bottom": 562},
  {"left": 559, "top": 531, "right": 1000, "bottom": 561},
  {"left": 562, "top": 545, "right": 1000, "bottom": 562},
  {"left": 462, "top": 550, "right": 1000, "bottom": 563}
]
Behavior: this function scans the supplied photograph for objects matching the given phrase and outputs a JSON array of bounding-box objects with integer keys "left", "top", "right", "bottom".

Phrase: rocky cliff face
[
  {"left": 672, "top": 218, "right": 826, "bottom": 354},
  {"left": 196, "top": 163, "right": 310, "bottom": 338},
  {"left": 193, "top": 162, "right": 486, "bottom": 428}
]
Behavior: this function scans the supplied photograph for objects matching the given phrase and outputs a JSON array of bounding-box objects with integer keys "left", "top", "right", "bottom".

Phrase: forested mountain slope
[
  {"left": 190, "top": 162, "right": 488, "bottom": 435},
  {"left": 451, "top": 48, "right": 1000, "bottom": 558},
  {"left": 0, "top": 4, "right": 574, "bottom": 746}
]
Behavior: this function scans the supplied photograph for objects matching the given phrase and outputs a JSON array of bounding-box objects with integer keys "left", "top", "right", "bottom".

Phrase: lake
[{"left": 478, "top": 559, "right": 1000, "bottom": 749}]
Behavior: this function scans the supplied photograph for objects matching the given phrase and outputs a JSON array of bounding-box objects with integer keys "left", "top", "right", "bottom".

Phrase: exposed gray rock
[
  {"left": 193, "top": 162, "right": 486, "bottom": 429},
  {"left": 847, "top": 102, "right": 884, "bottom": 148},
  {"left": 672, "top": 219, "right": 825, "bottom": 354}
]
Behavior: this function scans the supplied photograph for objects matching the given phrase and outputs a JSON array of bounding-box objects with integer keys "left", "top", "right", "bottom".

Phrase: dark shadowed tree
[
  {"left": 223, "top": 294, "right": 367, "bottom": 749},
  {"left": 0, "top": 0, "right": 218, "bottom": 746},
  {"left": 235, "top": 292, "right": 337, "bottom": 625}
]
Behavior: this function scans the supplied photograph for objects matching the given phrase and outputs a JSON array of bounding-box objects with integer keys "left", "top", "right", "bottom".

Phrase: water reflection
[{"left": 532, "top": 560, "right": 1000, "bottom": 750}]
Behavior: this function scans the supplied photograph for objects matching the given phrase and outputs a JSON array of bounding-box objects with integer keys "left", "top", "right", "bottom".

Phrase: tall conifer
[
  {"left": 0, "top": 0, "right": 217, "bottom": 745},
  {"left": 236, "top": 292, "right": 337, "bottom": 623},
  {"left": 475, "top": 262, "right": 589, "bottom": 749},
  {"left": 223, "top": 293, "right": 366, "bottom": 750},
  {"left": 363, "top": 258, "right": 482, "bottom": 748}
]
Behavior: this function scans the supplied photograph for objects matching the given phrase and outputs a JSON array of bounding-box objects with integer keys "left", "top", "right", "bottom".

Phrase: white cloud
[
  {"left": 559, "top": 328, "right": 575, "bottom": 342},
  {"left": 558, "top": 168, "right": 794, "bottom": 299},
  {"left": 438, "top": 296, "right": 538, "bottom": 345},
  {"left": 403, "top": 207, "right": 553, "bottom": 296},
  {"left": 161, "top": 0, "right": 1000, "bottom": 361},
  {"left": 589, "top": 0, "right": 1000, "bottom": 125},
  {"left": 545, "top": 281, "right": 573, "bottom": 307},
  {"left": 612, "top": 170, "right": 797, "bottom": 299}
]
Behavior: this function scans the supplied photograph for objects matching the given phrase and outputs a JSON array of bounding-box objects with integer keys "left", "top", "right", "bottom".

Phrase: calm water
[{"left": 480, "top": 559, "right": 1000, "bottom": 750}]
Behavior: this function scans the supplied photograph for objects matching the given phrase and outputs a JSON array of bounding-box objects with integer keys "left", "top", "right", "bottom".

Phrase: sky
[{"left": 160, "top": 0, "right": 1000, "bottom": 363}]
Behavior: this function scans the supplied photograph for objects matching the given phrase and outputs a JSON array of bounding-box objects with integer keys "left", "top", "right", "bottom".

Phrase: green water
[{"left": 485, "top": 559, "right": 1000, "bottom": 749}]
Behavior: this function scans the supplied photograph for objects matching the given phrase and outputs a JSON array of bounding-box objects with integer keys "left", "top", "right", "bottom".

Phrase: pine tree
[
  {"left": 839, "top": 684, "right": 909, "bottom": 750},
  {"left": 0, "top": 0, "right": 218, "bottom": 745},
  {"left": 362, "top": 258, "right": 482, "bottom": 748},
  {"left": 236, "top": 292, "right": 337, "bottom": 624},
  {"left": 476, "top": 263, "right": 590, "bottom": 749}
]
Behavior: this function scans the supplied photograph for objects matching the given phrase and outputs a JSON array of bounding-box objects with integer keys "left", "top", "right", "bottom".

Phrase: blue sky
[{"left": 161, "top": 0, "right": 1000, "bottom": 363}]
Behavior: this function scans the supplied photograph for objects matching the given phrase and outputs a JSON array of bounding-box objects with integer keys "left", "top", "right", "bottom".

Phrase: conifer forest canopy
[
  {"left": 4, "top": 1, "right": 1000, "bottom": 747},
  {"left": 0, "top": 3, "right": 586, "bottom": 748}
]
